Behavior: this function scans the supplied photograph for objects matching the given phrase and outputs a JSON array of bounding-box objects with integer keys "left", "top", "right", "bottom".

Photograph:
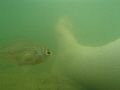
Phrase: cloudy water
[{"left": 0, "top": 0, "right": 120, "bottom": 90}]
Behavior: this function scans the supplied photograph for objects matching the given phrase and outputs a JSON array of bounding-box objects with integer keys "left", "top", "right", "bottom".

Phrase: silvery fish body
[{"left": 0, "top": 41, "right": 53, "bottom": 66}]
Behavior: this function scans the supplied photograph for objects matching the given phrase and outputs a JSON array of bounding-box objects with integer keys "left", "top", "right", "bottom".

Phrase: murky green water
[{"left": 0, "top": 0, "right": 120, "bottom": 90}]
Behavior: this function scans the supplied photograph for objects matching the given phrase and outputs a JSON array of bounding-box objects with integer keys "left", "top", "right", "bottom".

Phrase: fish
[
  {"left": 0, "top": 39, "right": 53, "bottom": 66},
  {"left": 53, "top": 16, "right": 120, "bottom": 90}
]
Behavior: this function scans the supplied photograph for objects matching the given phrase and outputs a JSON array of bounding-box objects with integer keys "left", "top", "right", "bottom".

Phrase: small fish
[{"left": 0, "top": 40, "right": 53, "bottom": 66}]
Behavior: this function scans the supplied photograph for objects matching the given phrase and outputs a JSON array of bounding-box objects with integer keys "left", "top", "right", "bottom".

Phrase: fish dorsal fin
[{"left": 0, "top": 36, "right": 32, "bottom": 48}]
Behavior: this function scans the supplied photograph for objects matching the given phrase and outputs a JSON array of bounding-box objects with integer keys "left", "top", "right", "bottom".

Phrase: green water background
[
  {"left": 1, "top": 0, "right": 120, "bottom": 46},
  {"left": 0, "top": 0, "right": 120, "bottom": 89}
]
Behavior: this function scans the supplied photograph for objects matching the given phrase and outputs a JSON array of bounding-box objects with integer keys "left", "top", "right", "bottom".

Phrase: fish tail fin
[{"left": 55, "top": 15, "right": 79, "bottom": 49}]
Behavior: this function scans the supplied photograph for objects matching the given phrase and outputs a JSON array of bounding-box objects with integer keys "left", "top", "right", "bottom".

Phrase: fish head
[{"left": 34, "top": 47, "right": 53, "bottom": 64}]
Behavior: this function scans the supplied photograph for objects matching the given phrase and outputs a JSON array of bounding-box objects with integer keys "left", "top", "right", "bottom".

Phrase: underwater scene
[{"left": 0, "top": 0, "right": 120, "bottom": 90}]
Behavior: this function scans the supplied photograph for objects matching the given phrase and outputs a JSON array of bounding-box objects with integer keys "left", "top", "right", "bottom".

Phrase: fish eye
[{"left": 46, "top": 50, "right": 52, "bottom": 55}]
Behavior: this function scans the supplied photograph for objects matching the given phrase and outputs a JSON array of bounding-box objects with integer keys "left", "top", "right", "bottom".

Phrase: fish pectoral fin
[
  {"left": 20, "top": 65, "right": 32, "bottom": 74},
  {"left": 16, "top": 54, "right": 35, "bottom": 66}
]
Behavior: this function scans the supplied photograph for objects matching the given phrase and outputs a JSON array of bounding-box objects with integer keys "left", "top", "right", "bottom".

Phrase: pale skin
[{"left": 53, "top": 16, "right": 120, "bottom": 90}]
